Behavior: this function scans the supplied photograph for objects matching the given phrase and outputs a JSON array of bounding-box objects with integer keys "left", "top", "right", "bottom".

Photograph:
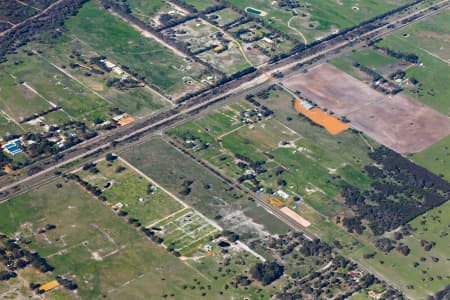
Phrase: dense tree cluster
[
  {"left": 342, "top": 147, "right": 450, "bottom": 235},
  {"left": 299, "top": 238, "right": 333, "bottom": 257},
  {"left": 250, "top": 261, "right": 284, "bottom": 285},
  {"left": 0, "top": 151, "right": 12, "bottom": 175},
  {"left": 222, "top": 230, "right": 240, "bottom": 242},
  {"left": 0, "top": 0, "right": 90, "bottom": 61},
  {"left": 56, "top": 276, "right": 78, "bottom": 290},
  {"left": 0, "top": 270, "right": 17, "bottom": 281},
  {"left": 0, "top": 0, "right": 54, "bottom": 25},
  {"left": 277, "top": 0, "right": 301, "bottom": 9},
  {"left": 0, "top": 238, "right": 53, "bottom": 274}
]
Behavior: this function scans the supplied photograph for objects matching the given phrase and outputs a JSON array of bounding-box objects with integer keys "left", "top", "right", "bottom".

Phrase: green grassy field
[
  {"left": 330, "top": 47, "right": 408, "bottom": 81},
  {"left": 42, "top": 37, "right": 168, "bottom": 118},
  {"left": 169, "top": 92, "right": 374, "bottom": 218},
  {"left": 227, "top": 0, "right": 413, "bottom": 43},
  {"left": 208, "top": 8, "right": 242, "bottom": 27},
  {"left": 412, "top": 135, "right": 450, "bottom": 182},
  {"left": 330, "top": 57, "right": 370, "bottom": 81},
  {"left": 126, "top": 0, "right": 165, "bottom": 19},
  {"left": 232, "top": 118, "right": 299, "bottom": 151},
  {"left": 0, "top": 180, "right": 273, "bottom": 299},
  {"left": 64, "top": 1, "right": 210, "bottom": 98},
  {"left": 121, "top": 138, "right": 289, "bottom": 239},
  {"left": 0, "top": 72, "right": 51, "bottom": 122},
  {"left": 182, "top": 0, "right": 218, "bottom": 11},
  {"left": 347, "top": 201, "right": 450, "bottom": 299},
  {"left": 165, "top": 87, "right": 450, "bottom": 298},
  {"left": 0, "top": 114, "right": 23, "bottom": 137},
  {"left": 376, "top": 9, "right": 450, "bottom": 114},
  {"left": 77, "top": 158, "right": 183, "bottom": 225},
  {"left": 263, "top": 88, "right": 450, "bottom": 298},
  {"left": 0, "top": 50, "right": 113, "bottom": 124},
  {"left": 351, "top": 49, "right": 401, "bottom": 72}
]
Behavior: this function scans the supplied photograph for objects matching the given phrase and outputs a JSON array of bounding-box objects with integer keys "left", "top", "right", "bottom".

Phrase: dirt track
[{"left": 283, "top": 63, "right": 450, "bottom": 153}]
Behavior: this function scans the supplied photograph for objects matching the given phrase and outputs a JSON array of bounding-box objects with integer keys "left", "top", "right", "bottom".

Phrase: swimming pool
[{"left": 246, "top": 7, "right": 262, "bottom": 15}]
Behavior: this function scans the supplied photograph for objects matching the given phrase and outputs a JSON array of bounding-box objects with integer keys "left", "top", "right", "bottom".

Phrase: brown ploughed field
[{"left": 283, "top": 64, "right": 450, "bottom": 153}]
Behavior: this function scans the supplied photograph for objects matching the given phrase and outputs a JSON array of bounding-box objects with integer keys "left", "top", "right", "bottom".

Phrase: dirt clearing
[
  {"left": 294, "top": 99, "right": 350, "bottom": 135},
  {"left": 280, "top": 207, "right": 311, "bottom": 227},
  {"left": 283, "top": 64, "right": 450, "bottom": 153}
]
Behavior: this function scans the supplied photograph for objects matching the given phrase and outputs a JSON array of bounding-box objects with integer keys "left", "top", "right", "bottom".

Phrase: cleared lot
[{"left": 283, "top": 64, "right": 450, "bottom": 153}]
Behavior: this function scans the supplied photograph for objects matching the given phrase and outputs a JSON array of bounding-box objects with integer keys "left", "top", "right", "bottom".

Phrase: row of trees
[
  {"left": 373, "top": 45, "right": 420, "bottom": 64},
  {"left": 352, "top": 62, "right": 403, "bottom": 94}
]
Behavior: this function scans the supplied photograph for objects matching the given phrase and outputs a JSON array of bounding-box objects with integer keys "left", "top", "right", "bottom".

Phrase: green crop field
[
  {"left": 376, "top": 9, "right": 450, "bottom": 114},
  {"left": 77, "top": 158, "right": 183, "bottom": 225},
  {"left": 64, "top": 1, "right": 211, "bottom": 99},
  {"left": 227, "top": 0, "right": 413, "bottom": 43}
]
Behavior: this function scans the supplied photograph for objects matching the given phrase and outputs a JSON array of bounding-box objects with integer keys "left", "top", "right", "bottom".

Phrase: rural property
[{"left": 0, "top": 0, "right": 449, "bottom": 299}]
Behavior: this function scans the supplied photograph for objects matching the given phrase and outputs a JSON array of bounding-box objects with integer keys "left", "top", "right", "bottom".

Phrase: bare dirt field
[
  {"left": 283, "top": 64, "right": 450, "bottom": 153},
  {"left": 280, "top": 207, "right": 311, "bottom": 228}
]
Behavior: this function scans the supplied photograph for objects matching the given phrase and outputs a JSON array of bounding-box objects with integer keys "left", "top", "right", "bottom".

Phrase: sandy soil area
[{"left": 280, "top": 207, "right": 311, "bottom": 227}]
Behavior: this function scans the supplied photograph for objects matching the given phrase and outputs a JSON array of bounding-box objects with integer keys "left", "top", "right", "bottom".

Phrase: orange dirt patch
[
  {"left": 118, "top": 116, "right": 135, "bottom": 126},
  {"left": 89, "top": 82, "right": 104, "bottom": 91},
  {"left": 269, "top": 197, "right": 284, "bottom": 208},
  {"left": 259, "top": 69, "right": 274, "bottom": 81},
  {"left": 39, "top": 280, "right": 60, "bottom": 292},
  {"left": 269, "top": 197, "right": 293, "bottom": 208},
  {"left": 294, "top": 99, "right": 350, "bottom": 135},
  {"left": 280, "top": 207, "right": 311, "bottom": 227},
  {"left": 3, "top": 165, "right": 12, "bottom": 174}
]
